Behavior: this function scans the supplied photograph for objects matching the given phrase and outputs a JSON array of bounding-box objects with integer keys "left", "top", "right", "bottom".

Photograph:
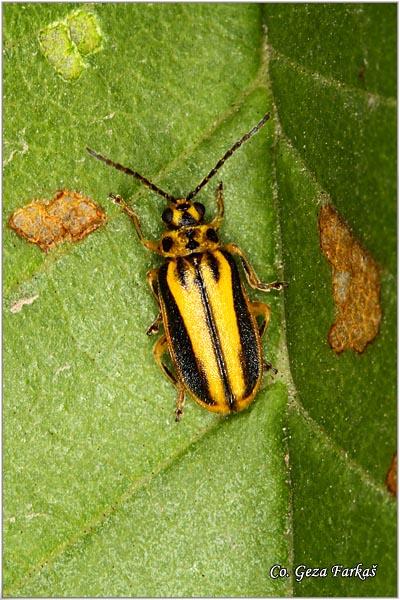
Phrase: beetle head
[{"left": 161, "top": 198, "right": 205, "bottom": 229}]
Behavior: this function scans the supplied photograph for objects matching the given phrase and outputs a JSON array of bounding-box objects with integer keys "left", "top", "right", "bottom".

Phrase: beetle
[{"left": 87, "top": 112, "right": 286, "bottom": 420}]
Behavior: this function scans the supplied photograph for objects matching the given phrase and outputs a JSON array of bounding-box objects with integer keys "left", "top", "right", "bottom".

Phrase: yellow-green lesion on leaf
[
  {"left": 38, "top": 22, "right": 85, "bottom": 81},
  {"left": 38, "top": 10, "right": 102, "bottom": 81},
  {"left": 66, "top": 10, "right": 103, "bottom": 56}
]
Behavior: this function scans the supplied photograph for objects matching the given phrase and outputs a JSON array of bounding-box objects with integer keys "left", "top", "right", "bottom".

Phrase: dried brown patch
[
  {"left": 319, "top": 204, "right": 381, "bottom": 353},
  {"left": 386, "top": 453, "right": 397, "bottom": 496},
  {"left": 8, "top": 190, "right": 106, "bottom": 252}
]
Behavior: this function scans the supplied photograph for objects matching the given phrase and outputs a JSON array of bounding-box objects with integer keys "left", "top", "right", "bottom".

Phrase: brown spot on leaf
[
  {"left": 8, "top": 190, "right": 106, "bottom": 252},
  {"left": 319, "top": 204, "right": 381, "bottom": 353},
  {"left": 386, "top": 453, "right": 397, "bottom": 496}
]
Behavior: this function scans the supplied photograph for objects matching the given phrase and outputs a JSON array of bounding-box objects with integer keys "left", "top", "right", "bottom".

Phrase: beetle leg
[
  {"left": 147, "top": 268, "right": 160, "bottom": 299},
  {"left": 250, "top": 300, "right": 271, "bottom": 338},
  {"left": 153, "top": 335, "right": 177, "bottom": 384},
  {"left": 225, "top": 243, "right": 288, "bottom": 292},
  {"left": 146, "top": 313, "right": 162, "bottom": 336},
  {"left": 109, "top": 193, "right": 161, "bottom": 254},
  {"left": 175, "top": 386, "right": 186, "bottom": 422},
  {"left": 210, "top": 181, "right": 224, "bottom": 228},
  {"left": 263, "top": 361, "right": 278, "bottom": 375},
  {"left": 251, "top": 301, "right": 277, "bottom": 374},
  {"left": 153, "top": 335, "right": 186, "bottom": 421},
  {"left": 146, "top": 268, "right": 162, "bottom": 335}
]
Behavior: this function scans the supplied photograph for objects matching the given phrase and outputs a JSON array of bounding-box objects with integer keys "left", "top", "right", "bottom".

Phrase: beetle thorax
[{"left": 160, "top": 224, "right": 220, "bottom": 257}]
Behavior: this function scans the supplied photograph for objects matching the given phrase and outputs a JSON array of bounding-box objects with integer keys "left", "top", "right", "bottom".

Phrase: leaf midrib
[{"left": 268, "top": 45, "right": 396, "bottom": 106}]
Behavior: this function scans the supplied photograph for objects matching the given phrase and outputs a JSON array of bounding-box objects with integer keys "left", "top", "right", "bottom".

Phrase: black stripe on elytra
[
  {"left": 205, "top": 251, "right": 220, "bottom": 282},
  {"left": 176, "top": 257, "right": 187, "bottom": 288},
  {"left": 193, "top": 255, "right": 235, "bottom": 409},
  {"left": 158, "top": 261, "right": 213, "bottom": 405},
  {"left": 221, "top": 249, "right": 261, "bottom": 397}
]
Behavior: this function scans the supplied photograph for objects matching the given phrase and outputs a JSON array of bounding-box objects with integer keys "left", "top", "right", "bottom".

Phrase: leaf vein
[{"left": 269, "top": 45, "right": 396, "bottom": 107}]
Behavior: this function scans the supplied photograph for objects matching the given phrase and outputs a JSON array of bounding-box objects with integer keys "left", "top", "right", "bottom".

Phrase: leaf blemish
[
  {"left": 10, "top": 294, "right": 39, "bottom": 314},
  {"left": 386, "top": 453, "right": 397, "bottom": 496},
  {"left": 319, "top": 204, "right": 381, "bottom": 353},
  {"left": 66, "top": 9, "right": 103, "bottom": 57},
  {"left": 8, "top": 190, "right": 106, "bottom": 252},
  {"left": 358, "top": 60, "right": 367, "bottom": 84},
  {"left": 38, "top": 10, "right": 102, "bottom": 82},
  {"left": 55, "top": 364, "right": 71, "bottom": 376}
]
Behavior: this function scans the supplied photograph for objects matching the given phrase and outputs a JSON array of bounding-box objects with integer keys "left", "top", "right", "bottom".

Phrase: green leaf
[
  {"left": 266, "top": 3, "right": 396, "bottom": 597},
  {"left": 4, "top": 4, "right": 395, "bottom": 597},
  {"left": 4, "top": 5, "right": 289, "bottom": 597}
]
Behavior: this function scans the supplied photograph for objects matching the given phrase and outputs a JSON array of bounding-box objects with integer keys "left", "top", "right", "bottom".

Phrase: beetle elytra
[{"left": 87, "top": 112, "right": 286, "bottom": 420}]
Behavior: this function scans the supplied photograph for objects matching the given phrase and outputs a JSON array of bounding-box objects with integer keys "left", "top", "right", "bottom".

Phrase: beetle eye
[
  {"left": 194, "top": 202, "right": 205, "bottom": 219},
  {"left": 162, "top": 208, "right": 173, "bottom": 224}
]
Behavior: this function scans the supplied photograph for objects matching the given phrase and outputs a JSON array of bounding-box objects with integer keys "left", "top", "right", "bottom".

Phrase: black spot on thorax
[
  {"left": 206, "top": 228, "right": 219, "bottom": 243},
  {"left": 162, "top": 236, "right": 173, "bottom": 252},
  {"left": 186, "top": 239, "right": 200, "bottom": 250}
]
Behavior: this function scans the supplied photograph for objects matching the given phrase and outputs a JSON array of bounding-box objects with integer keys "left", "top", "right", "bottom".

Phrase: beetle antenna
[
  {"left": 186, "top": 112, "right": 271, "bottom": 201},
  {"left": 86, "top": 147, "right": 178, "bottom": 203}
]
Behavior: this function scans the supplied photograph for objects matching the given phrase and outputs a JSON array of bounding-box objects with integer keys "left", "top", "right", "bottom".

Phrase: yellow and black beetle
[{"left": 87, "top": 112, "right": 285, "bottom": 420}]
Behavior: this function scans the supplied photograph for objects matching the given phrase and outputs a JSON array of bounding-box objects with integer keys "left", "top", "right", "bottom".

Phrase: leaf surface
[
  {"left": 266, "top": 4, "right": 396, "bottom": 596},
  {"left": 4, "top": 4, "right": 396, "bottom": 597}
]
